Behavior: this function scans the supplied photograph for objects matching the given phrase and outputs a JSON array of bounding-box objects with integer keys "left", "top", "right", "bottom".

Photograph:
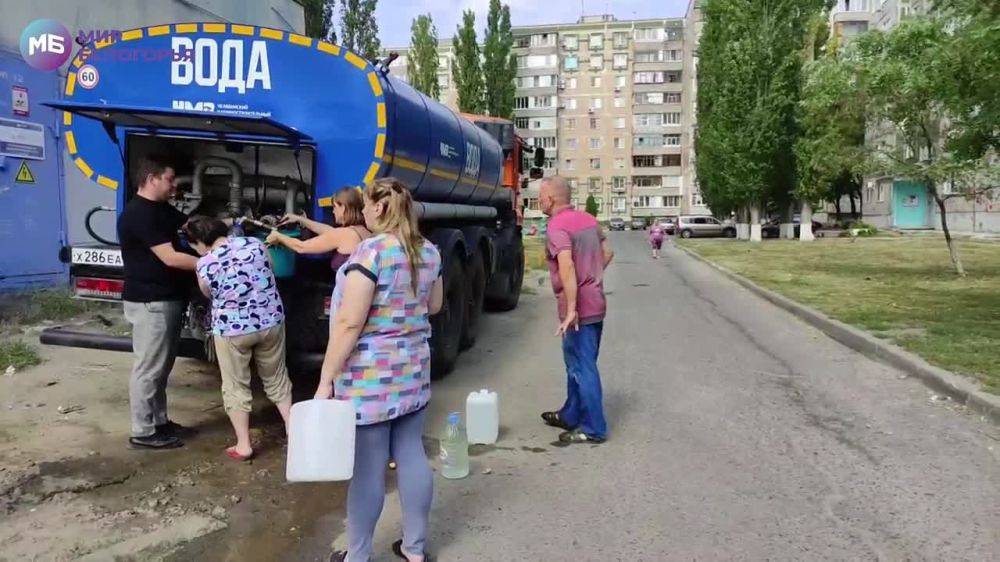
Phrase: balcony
[
  {"left": 632, "top": 166, "right": 683, "bottom": 176},
  {"left": 633, "top": 61, "right": 683, "bottom": 73},
  {"left": 633, "top": 123, "right": 682, "bottom": 134},
  {"left": 633, "top": 82, "right": 683, "bottom": 93},
  {"left": 632, "top": 144, "right": 682, "bottom": 155}
]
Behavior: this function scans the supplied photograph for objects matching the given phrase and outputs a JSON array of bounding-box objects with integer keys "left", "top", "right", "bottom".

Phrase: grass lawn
[{"left": 679, "top": 237, "right": 1000, "bottom": 394}]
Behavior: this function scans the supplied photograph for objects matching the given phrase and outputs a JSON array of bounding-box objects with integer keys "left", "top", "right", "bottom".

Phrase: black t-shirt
[{"left": 117, "top": 195, "right": 192, "bottom": 302}]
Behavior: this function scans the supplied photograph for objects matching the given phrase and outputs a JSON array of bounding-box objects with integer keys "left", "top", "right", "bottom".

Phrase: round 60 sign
[{"left": 77, "top": 64, "right": 100, "bottom": 89}]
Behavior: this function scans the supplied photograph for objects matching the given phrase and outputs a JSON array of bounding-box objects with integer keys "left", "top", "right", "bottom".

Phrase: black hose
[{"left": 85, "top": 206, "right": 118, "bottom": 246}]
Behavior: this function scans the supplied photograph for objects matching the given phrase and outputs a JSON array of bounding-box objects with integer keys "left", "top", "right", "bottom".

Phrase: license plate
[{"left": 71, "top": 248, "right": 123, "bottom": 267}]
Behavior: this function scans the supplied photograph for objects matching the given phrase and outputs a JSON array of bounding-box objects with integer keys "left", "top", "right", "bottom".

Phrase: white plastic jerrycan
[
  {"left": 466, "top": 389, "right": 499, "bottom": 445},
  {"left": 286, "top": 399, "right": 356, "bottom": 482}
]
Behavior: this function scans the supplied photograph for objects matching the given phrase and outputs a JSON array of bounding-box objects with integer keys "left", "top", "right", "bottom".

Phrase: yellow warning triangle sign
[{"left": 15, "top": 161, "right": 35, "bottom": 184}]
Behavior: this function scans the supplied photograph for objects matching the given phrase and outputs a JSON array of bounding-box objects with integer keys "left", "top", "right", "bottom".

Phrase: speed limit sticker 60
[{"left": 77, "top": 65, "right": 99, "bottom": 89}]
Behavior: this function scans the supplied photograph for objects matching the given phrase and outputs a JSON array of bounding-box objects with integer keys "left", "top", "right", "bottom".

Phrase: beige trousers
[{"left": 213, "top": 324, "right": 292, "bottom": 413}]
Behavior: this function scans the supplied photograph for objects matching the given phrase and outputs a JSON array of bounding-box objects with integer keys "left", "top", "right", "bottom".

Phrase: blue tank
[{"left": 46, "top": 23, "right": 508, "bottom": 215}]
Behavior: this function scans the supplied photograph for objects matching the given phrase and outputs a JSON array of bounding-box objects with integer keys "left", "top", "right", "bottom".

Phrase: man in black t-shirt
[{"left": 118, "top": 156, "right": 198, "bottom": 449}]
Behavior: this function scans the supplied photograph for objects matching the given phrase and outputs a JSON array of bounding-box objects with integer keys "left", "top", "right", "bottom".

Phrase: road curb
[{"left": 677, "top": 244, "right": 1000, "bottom": 424}]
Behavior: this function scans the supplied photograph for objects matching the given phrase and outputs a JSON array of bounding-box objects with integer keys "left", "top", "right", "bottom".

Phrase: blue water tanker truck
[{"left": 39, "top": 23, "right": 543, "bottom": 376}]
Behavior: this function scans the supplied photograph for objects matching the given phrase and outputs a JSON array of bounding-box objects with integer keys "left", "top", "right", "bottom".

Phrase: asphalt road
[{"left": 380, "top": 232, "right": 999, "bottom": 561}]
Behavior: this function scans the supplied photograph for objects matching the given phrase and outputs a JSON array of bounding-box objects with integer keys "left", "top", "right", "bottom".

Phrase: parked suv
[
  {"left": 761, "top": 216, "right": 822, "bottom": 238},
  {"left": 608, "top": 217, "right": 626, "bottom": 231},
  {"left": 630, "top": 218, "right": 647, "bottom": 230},
  {"left": 654, "top": 218, "right": 676, "bottom": 235},
  {"left": 677, "top": 215, "right": 736, "bottom": 239}
]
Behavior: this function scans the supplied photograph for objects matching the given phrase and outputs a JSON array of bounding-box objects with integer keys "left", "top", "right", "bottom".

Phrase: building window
[
  {"left": 612, "top": 176, "right": 627, "bottom": 189},
  {"left": 565, "top": 117, "right": 577, "bottom": 129},
  {"left": 613, "top": 53, "right": 628, "bottom": 69},
  {"left": 614, "top": 96, "right": 625, "bottom": 108},
  {"left": 530, "top": 33, "right": 556, "bottom": 47},
  {"left": 589, "top": 176, "right": 602, "bottom": 190},
  {"left": 666, "top": 28, "right": 682, "bottom": 41},
  {"left": 516, "top": 36, "right": 530, "bottom": 48},
  {"left": 614, "top": 137, "right": 625, "bottom": 149},
  {"left": 563, "top": 35, "right": 578, "bottom": 50},
  {"left": 590, "top": 55, "right": 604, "bottom": 70},
  {"left": 666, "top": 92, "right": 681, "bottom": 103},
  {"left": 634, "top": 113, "right": 665, "bottom": 127},
  {"left": 666, "top": 71, "right": 681, "bottom": 83},
  {"left": 634, "top": 135, "right": 663, "bottom": 147},
  {"left": 590, "top": 117, "right": 599, "bottom": 129},
  {"left": 591, "top": 76, "right": 602, "bottom": 88},
  {"left": 877, "top": 183, "right": 886, "bottom": 202},
  {"left": 665, "top": 196, "right": 681, "bottom": 207},
  {"left": 635, "top": 92, "right": 664, "bottom": 104},
  {"left": 519, "top": 54, "right": 557, "bottom": 68},
  {"left": 590, "top": 158, "right": 601, "bottom": 170},
  {"left": 665, "top": 112, "right": 681, "bottom": 124},
  {"left": 534, "top": 96, "right": 555, "bottom": 108},
  {"left": 532, "top": 136, "right": 557, "bottom": 149},
  {"left": 565, "top": 98, "right": 578, "bottom": 110},
  {"left": 635, "top": 50, "right": 664, "bottom": 63},
  {"left": 564, "top": 55, "right": 578, "bottom": 71},
  {"left": 543, "top": 157, "right": 557, "bottom": 169},
  {"left": 614, "top": 117, "right": 626, "bottom": 129},
  {"left": 615, "top": 75, "right": 627, "bottom": 88},
  {"left": 665, "top": 134, "right": 681, "bottom": 145},
  {"left": 590, "top": 97, "right": 603, "bottom": 110},
  {"left": 633, "top": 154, "right": 681, "bottom": 167},
  {"left": 612, "top": 196, "right": 627, "bottom": 212},
  {"left": 666, "top": 49, "right": 682, "bottom": 61},
  {"left": 613, "top": 31, "right": 629, "bottom": 49},
  {"left": 614, "top": 157, "right": 625, "bottom": 169},
  {"left": 589, "top": 137, "right": 602, "bottom": 149},
  {"left": 634, "top": 71, "right": 665, "bottom": 84},
  {"left": 515, "top": 97, "right": 529, "bottom": 109},
  {"left": 564, "top": 158, "right": 575, "bottom": 170},
  {"left": 515, "top": 117, "right": 529, "bottom": 128},
  {"left": 567, "top": 77, "right": 578, "bottom": 89},
  {"left": 692, "top": 192, "right": 704, "bottom": 206},
  {"left": 566, "top": 138, "right": 578, "bottom": 149},
  {"left": 634, "top": 28, "right": 664, "bottom": 42},
  {"left": 633, "top": 176, "right": 663, "bottom": 187},
  {"left": 590, "top": 33, "right": 604, "bottom": 50},
  {"left": 593, "top": 197, "right": 603, "bottom": 211}
]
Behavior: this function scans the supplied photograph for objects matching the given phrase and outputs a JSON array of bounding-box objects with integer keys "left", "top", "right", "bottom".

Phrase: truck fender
[{"left": 460, "top": 226, "right": 494, "bottom": 275}]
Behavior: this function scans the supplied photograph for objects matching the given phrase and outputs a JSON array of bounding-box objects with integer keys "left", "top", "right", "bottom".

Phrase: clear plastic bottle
[{"left": 439, "top": 412, "right": 470, "bottom": 479}]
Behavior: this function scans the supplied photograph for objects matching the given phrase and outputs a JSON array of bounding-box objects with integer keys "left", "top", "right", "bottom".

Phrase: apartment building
[{"left": 512, "top": 15, "right": 696, "bottom": 223}]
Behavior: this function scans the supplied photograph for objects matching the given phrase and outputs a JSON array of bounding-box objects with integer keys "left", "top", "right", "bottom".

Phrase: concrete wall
[{"left": 0, "top": 0, "right": 304, "bottom": 245}]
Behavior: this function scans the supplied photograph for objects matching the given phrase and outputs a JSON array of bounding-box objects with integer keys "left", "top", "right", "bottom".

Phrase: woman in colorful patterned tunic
[
  {"left": 184, "top": 216, "right": 292, "bottom": 462},
  {"left": 318, "top": 178, "right": 443, "bottom": 562}
]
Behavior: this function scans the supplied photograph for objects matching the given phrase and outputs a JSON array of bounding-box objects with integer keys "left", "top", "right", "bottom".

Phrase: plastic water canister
[
  {"left": 466, "top": 389, "right": 499, "bottom": 445},
  {"left": 286, "top": 399, "right": 356, "bottom": 482}
]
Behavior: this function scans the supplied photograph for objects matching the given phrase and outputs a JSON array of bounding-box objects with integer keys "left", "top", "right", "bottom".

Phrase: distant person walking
[
  {"left": 649, "top": 223, "right": 665, "bottom": 259},
  {"left": 538, "top": 176, "right": 614, "bottom": 445},
  {"left": 317, "top": 178, "right": 443, "bottom": 562},
  {"left": 185, "top": 216, "right": 292, "bottom": 462},
  {"left": 117, "top": 155, "right": 198, "bottom": 450}
]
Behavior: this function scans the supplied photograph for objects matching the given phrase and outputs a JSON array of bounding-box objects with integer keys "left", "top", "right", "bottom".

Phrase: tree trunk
[
  {"left": 799, "top": 202, "right": 815, "bottom": 242},
  {"left": 834, "top": 197, "right": 843, "bottom": 223},
  {"left": 780, "top": 201, "right": 796, "bottom": 239},
  {"left": 737, "top": 207, "right": 750, "bottom": 241},
  {"left": 749, "top": 204, "right": 762, "bottom": 243},
  {"left": 849, "top": 194, "right": 857, "bottom": 218},
  {"left": 934, "top": 189, "right": 965, "bottom": 277}
]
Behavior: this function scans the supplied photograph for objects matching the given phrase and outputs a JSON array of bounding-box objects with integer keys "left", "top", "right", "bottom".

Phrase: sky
[{"left": 374, "top": 0, "right": 691, "bottom": 47}]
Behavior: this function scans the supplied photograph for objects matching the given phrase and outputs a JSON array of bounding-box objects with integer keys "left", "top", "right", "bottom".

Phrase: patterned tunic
[
  {"left": 330, "top": 234, "right": 441, "bottom": 425},
  {"left": 196, "top": 236, "right": 285, "bottom": 337}
]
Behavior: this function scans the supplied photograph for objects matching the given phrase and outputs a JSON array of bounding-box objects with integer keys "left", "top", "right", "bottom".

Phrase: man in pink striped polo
[{"left": 538, "top": 176, "right": 614, "bottom": 444}]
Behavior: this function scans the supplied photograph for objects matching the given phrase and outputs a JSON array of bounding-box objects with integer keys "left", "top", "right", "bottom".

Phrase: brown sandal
[{"left": 540, "top": 411, "right": 575, "bottom": 431}]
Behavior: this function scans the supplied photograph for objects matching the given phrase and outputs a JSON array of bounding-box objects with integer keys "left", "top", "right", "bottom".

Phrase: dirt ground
[{"left": 0, "top": 334, "right": 348, "bottom": 562}]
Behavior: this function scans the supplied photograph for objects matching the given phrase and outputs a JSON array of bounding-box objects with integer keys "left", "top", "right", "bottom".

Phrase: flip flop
[
  {"left": 392, "top": 539, "right": 431, "bottom": 561},
  {"left": 225, "top": 446, "right": 254, "bottom": 462}
]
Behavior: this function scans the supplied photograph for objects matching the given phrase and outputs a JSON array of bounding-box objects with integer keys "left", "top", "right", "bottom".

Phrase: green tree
[
  {"left": 853, "top": 14, "right": 999, "bottom": 276},
  {"left": 339, "top": 0, "right": 381, "bottom": 60},
  {"left": 794, "top": 16, "right": 867, "bottom": 239},
  {"left": 452, "top": 10, "right": 485, "bottom": 113},
  {"left": 483, "top": 0, "right": 517, "bottom": 118},
  {"left": 696, "top": 0, "right": 824, "bottom": 241},
  {"left": 407, "top": 14, "right": 441, "bottom": 98},
  {"left": 303, "top": 0, "right": 336, "bottom": 42},
  {"left": 585, "top": 195, "right": 599, "bottom": 217}
]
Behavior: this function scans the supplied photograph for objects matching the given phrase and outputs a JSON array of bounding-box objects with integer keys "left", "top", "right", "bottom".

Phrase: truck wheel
[
  {"left": 430, "top": 252, "right": 467, "bottom": 378},
  {"left": 460, "top": 249, "right": 486, "bottom": 350},
  {"left": 485, "top": 238, "right": 523, "bottom": 312},
  {"left": 680, "top": 229, "right": 693, "bottom": 239}
]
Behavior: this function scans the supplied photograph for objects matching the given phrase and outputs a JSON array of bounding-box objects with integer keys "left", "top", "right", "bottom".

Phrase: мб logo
[{"left": 20, "top": 19, "right": 72, "bottom": 71}]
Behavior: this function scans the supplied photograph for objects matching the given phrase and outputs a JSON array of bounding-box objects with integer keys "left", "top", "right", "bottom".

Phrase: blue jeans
[{"left": 559, "top": 321, "right": 607, "bottom": 439}]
